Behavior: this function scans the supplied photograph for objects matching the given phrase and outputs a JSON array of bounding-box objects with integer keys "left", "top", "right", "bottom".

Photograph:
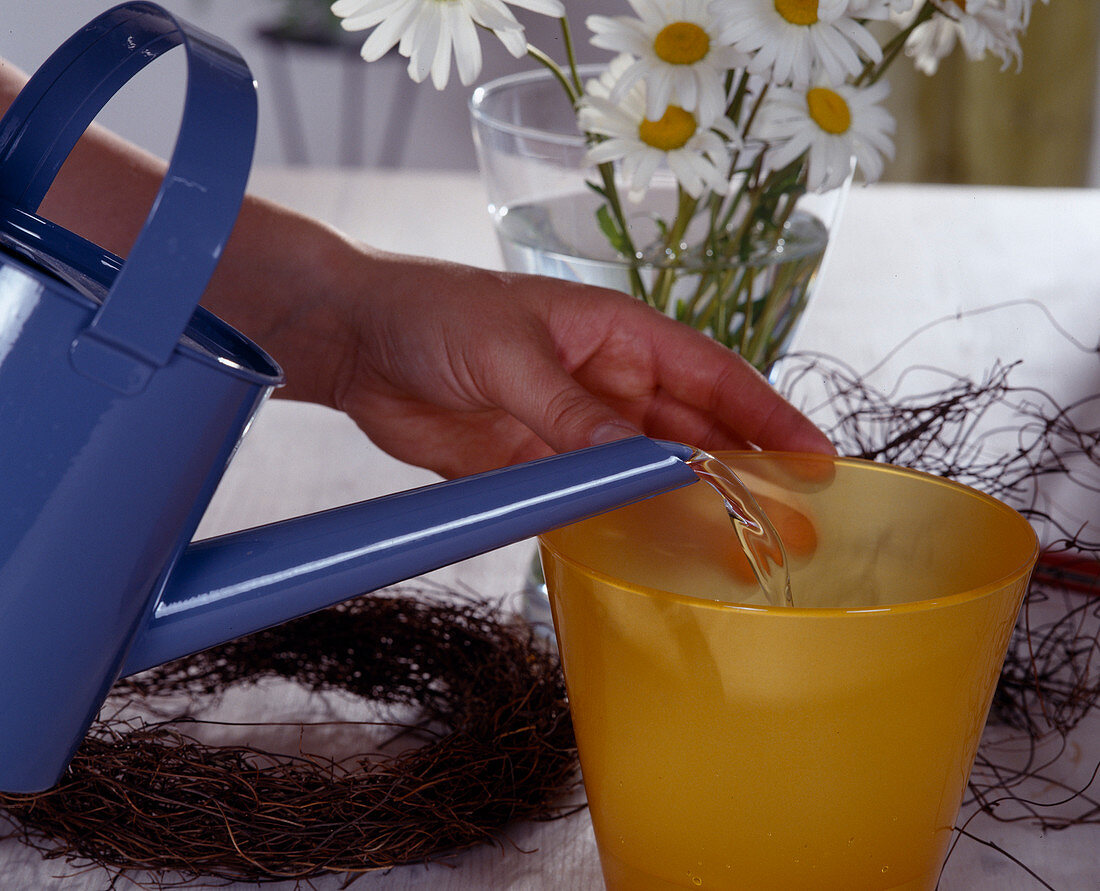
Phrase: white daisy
[
  {"left": 331, "top": 0, "right": 565, "bottom": 90},
  {"left": 897, "top": 0, "right": 1031, "bottom": 75},
  {"left": 711, "top": 0, "right": 883, "bottom": 88},
  {"left": 578, "top": 56, "right": 738, "bottom": 201},
  {"left": 586, "top": 0, "right": 748, "bottom": 123},
  {"left": 754, "top": 79, "right": 895, "bottom": 190}
]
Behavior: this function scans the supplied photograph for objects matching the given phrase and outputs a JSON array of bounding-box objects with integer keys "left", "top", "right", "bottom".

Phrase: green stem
[
  {"left": 723, "top": 69, "right": 752, "bottom": 137},
  {"left": 736, "top": 266, "right": 758, "bottom": 356},
  {"left": 526, "top": 44, "right": 580, "bottom": 103},
  {"left": 593, "top": 161, "right": 647, "bottom": 301},
  {"left": 726, "top": 166, "right": 769, "bottom": 262},
  {"left": 703, "top": 71, "right": 754, "bottom": 259},
  {"left": 682, "top": 272, "right": 716, "bottom": 324},
  {"left": 716, "top": 161, "right": 758, "bottom": 257},
  {"left": 743, "top": 253, "right": 808, "bottom": 367},
  {"left": 715, "top": 84, "right": 771, "bottom": 244},
  {"left": 650, "top": 188, "right": 699, "bottom": 313},
  {"left": 856, "top": 1, "right": 937, "bottom": 87},
  {"left": 558, "top": 17, "right": 583, "bottom": 96},
  {"left": 740, "top": 80, "right": 770, "bottom": 139}
]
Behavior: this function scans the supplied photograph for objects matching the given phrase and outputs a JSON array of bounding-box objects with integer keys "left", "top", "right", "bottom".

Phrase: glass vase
[{"left": 469, "top": 66, "right": 852, "bottom": 626}]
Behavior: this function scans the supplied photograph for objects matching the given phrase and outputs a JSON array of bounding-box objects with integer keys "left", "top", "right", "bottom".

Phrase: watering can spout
[{"left": 121, "top": 437, "right": 698, "bottom": 677}]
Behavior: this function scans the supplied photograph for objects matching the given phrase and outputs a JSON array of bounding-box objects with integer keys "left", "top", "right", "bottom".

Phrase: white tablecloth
[{"left": 4, "top": 170, "right": 1098, "bottom": 889}]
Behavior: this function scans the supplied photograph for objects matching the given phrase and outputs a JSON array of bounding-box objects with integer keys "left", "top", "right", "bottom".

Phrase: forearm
[
  {"left": 203, "top": 194, "right": 365, "bottom": 407},
  {"left": 0, "top": 58, "right": 356, "bottom": 407}
]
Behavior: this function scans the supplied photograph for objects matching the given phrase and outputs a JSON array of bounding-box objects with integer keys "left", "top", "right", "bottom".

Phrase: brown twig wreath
[{"left": 0, "top": 590, "right": 580, "bottom": 886}]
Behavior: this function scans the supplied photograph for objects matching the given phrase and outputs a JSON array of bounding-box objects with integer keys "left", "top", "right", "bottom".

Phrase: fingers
[
  {"left": 609, "top": 301, "right": 836, "bottom": 454},
  {"left": 342, "top": 255, "right": 834, "bottom": 475},
  {"left": 604, "top": 384, "right": 756, "bottom": 451},
  {"left": 494, "top": 282, "right": 834, "bottom": 458}
]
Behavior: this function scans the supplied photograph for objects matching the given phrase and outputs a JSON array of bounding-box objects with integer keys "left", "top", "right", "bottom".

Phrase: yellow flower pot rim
[{"left": 538, "top": 452, "right": 1040, "bottom": 619}]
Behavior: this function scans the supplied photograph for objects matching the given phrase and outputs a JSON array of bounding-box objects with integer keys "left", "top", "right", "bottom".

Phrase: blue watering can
[{"left": 0, "top": 2, "right": 699, "bottom": 793}]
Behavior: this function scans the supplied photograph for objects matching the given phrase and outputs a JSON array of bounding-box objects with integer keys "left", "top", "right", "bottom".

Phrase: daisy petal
[{"left": 450, "top": 5, "right": 483, "bottom": 85}]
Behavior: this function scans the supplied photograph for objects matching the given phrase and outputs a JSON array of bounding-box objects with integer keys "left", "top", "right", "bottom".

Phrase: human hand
[{"left": 216, "top": 221, "right": 833, "bottom": 478}]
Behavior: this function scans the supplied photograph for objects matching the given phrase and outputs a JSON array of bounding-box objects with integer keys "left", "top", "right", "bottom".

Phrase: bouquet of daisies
[{"left": 331, "top": 0, "right": 1047, "bottom": 366}]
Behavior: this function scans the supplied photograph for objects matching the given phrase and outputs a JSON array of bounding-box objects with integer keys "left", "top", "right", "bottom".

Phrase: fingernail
[{"left": 588, "top": 421, "right": 642, "bottom": 446}]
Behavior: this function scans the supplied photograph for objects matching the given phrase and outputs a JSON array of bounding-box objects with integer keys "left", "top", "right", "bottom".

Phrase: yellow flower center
[
  {"left": 807, "top": 87, "right": 851, "bottom": 134},
  {"left": 774, "top": 0, "right": 819, "bottom": 26},
  {"left": 638, "top": 106, "right": 697, "bottom": 151},
  {"left": 653, "top": 22, "right": 711, "bottom": 65}
]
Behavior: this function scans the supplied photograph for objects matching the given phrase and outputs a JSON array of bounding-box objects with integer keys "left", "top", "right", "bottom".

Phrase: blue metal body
[{"left": 0, "top": 3, "right": 698, "bottom": 793}]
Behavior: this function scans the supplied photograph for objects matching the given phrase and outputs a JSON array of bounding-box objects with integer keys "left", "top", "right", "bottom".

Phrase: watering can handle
[{"left": 0, "top": 2, "right": 256, "bottom": 394}]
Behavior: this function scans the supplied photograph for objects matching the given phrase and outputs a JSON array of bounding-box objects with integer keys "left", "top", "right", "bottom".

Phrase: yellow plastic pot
[{"left": 539, "top": 453, "right": 1038, "bottom": 890}]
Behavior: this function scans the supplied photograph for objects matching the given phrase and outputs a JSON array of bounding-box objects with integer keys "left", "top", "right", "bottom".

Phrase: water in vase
[{"left": 493, "top": 188, "right": 828, "bottom": 324}]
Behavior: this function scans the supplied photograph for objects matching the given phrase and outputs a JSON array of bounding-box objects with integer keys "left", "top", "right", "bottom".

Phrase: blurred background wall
[
  {"left": 883, "top": 3, "right": 1100, "bottom": 186},
  {"left": 0, "top": 0, "right": 590, "bottom": 171},
  {"left": 0, "top": 1, "right": 1097, "bottom": 185}
]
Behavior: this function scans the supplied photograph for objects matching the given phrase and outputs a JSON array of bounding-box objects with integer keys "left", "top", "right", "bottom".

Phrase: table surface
[{"left": 3, "top": 169, "right": 1099, "bottom": 889}]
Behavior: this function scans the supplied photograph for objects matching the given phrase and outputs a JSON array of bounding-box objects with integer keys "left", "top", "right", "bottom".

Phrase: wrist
[{"left": 201, "top": 194, "right": 360, "bottom": 408}]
